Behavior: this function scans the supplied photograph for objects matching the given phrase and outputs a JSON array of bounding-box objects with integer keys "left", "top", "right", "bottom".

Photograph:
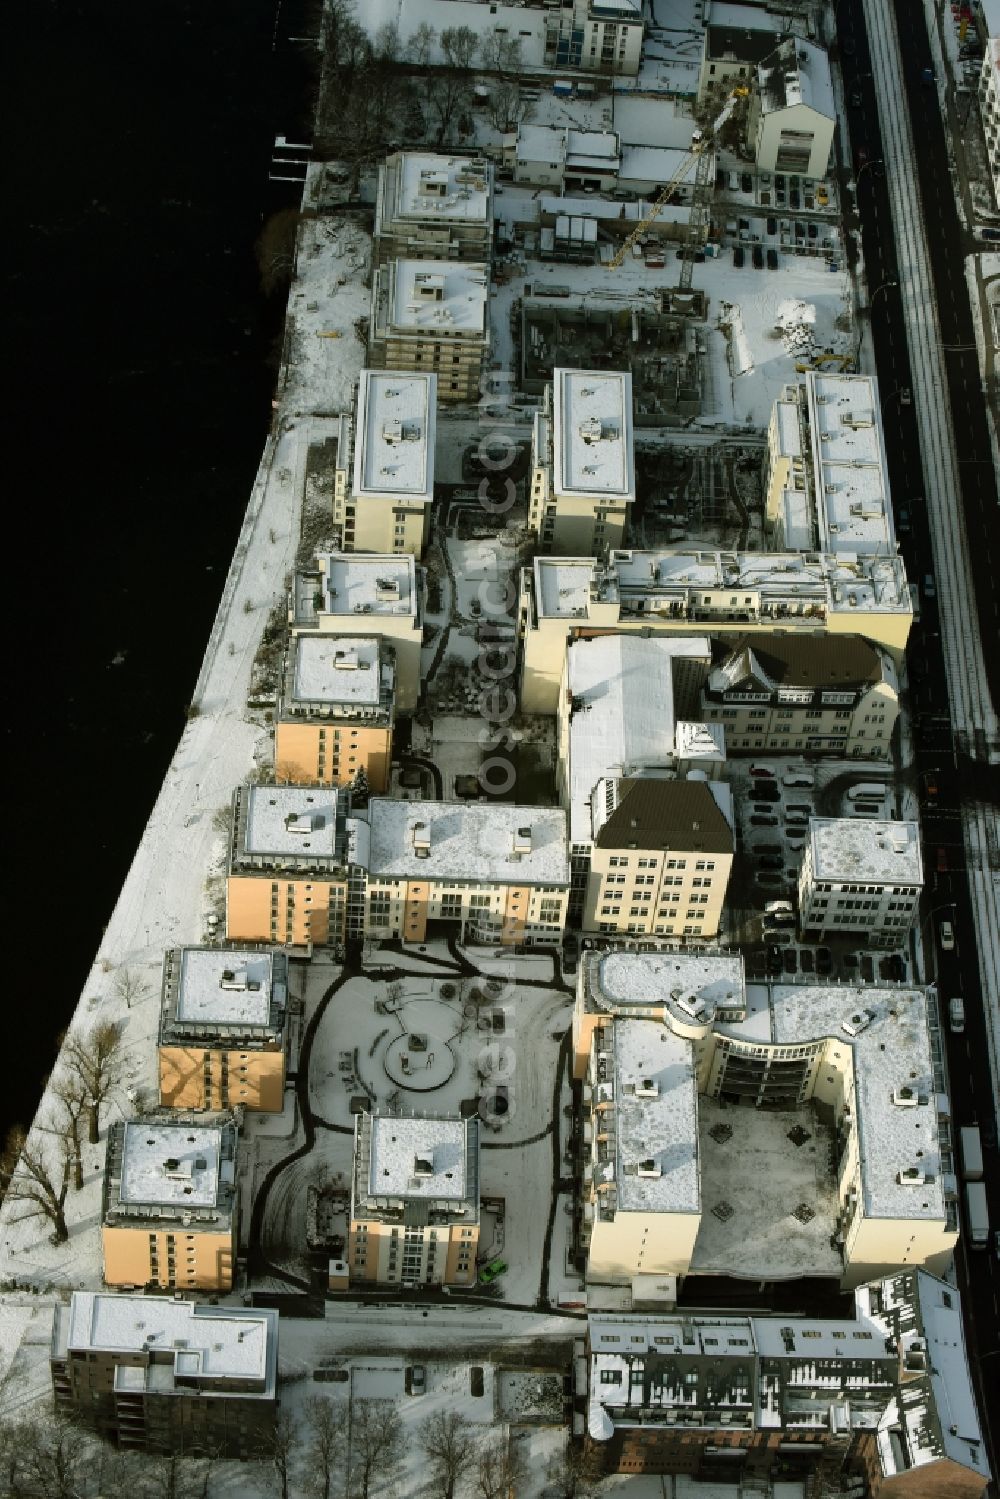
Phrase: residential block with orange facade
[
  {"left": 226, "top": 784, "right": 366, "bottom": 949},
  {"left": 365, "top": 797, "right": 570, "bottom": 947},
  {"left": 275, "top": 634, "right": 395, "bottom": 790},
  {"left": 101, "top": 1114, "right": 239, "bottom": 1292},
  {"left": 157, "top": 946, "right": 290, "bottom": 1112},
  {"left": 349, "top": 1111, "right": 480, "bottom": 1287}
]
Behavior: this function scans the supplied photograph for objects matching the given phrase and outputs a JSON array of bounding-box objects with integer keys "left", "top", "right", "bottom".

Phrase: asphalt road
[{"left": 839, "top": 0, "right": 1000, "bottom": 1466}]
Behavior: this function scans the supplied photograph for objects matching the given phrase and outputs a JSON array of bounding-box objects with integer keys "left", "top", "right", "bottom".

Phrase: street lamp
[{"left": 856, "top": 157, "right": 884, "bottom": 185}]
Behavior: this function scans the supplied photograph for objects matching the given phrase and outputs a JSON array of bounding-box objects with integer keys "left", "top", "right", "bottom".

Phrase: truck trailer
[{"left": 964, "top": 1181, "right": 989, "bottom": 1248}]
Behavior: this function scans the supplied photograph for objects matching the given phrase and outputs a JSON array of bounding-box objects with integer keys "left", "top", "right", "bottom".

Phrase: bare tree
[
  {"left": 476, "top": 1435, "right": 521, "bottom": 1499},
  {"left": 115, "top": 965, "right": 150, "bottom": 1010},
  {"left": 425, "top": 72, "right": 474, "bottom": 147},
  {"left": 487, "top": 81, "right": 529, "bottom": 133},
  {"left": 440, "top": 25, "right": 478, "bottom": 68},
  {"left": 421, "top": 1411, "right": 476, "bottom": 1499},
  {"left": 0, "top": 1123, "right": 70, "bottom": 1243},
  {"left": 480, "top": 28, "right": 522, "bottom": 75},
  {"left": 48, "top": 1069, "right": 89, "bottom": 1190},
  {"left": 408, "top": 20, "right": 437, "bottom": 66},
  {"left": 350, "top": 1399, "right": 402, "bottom": 1499},
  {"left": 373, "top": 21, "right": 400, "bottom": 62},
  {"left": 63, "top": 1019, "right": 125, "bottom": 1143},
  {"left": 551, "top": 1439, "right": 604, "bottom": 1498},
  {"left": 303, "top": 1394, "right": 345, "bottom": 1499},
  {"left": 268, "top": 1408, "right": 300, "bottom": 1499},
  {"left": 12, "top": 1415, "right": 95, "bottom": 1499}
]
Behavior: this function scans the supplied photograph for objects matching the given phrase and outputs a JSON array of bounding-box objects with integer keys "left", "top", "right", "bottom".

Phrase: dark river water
[{"left": 5, "top": 0, "right": 313, "bottom": 1140}]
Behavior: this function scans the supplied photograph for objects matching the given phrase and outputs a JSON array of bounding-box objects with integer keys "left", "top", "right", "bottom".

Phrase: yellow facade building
[
  {"left": 328, "top": 370, "right": 435, "bottom": 558},
  {"left": 226, "top": 784, "right": 363, "bottom": 950},
  {"left": 101, "top": 1115, "right": 239, "bottom": 1292},
  {"left": 574, "top": 952, "right": 957, "bottom": 1294},
  {"left": 289, "top": 552, "right": 424, "bottom": 714},
  {"left": 369, "top": 260, "right": 489, "bottom": 404},
  {"left": 275, "top": 634, "right": 395, "bottom": 790},
  {"left": 527, "top": 369, "right": 635, "bottom": 556},
  {"left": 349, "top": 1112, "right": 480, "bottom": 1288},
  {"left": 157, "top": 946, "right": 290, "bottom": 1112},
  {"left": 517, "top": 548, "right": 913, "bottom": 715}
]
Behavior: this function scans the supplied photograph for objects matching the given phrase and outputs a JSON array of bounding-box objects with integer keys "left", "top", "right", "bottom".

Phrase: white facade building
[
  {"left": 748, "top": 38, "right": 836, "bottom": 181},
  {"left": 978, "top": 31, "right": 1000, "bottom": 207},
  {"left": 798, "top": 818, "right": 923, "bottom": 949},
  {"left": 529, "top": 369, "right": 636, "bottom": 555},
  {"left": 374, "top": 152, "right": 493, "bottom": 266}
]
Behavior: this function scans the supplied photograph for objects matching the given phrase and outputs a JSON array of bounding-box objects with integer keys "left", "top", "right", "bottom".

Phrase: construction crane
[{"left": 606, "top": 87, "right": 749, "bottom": 282}]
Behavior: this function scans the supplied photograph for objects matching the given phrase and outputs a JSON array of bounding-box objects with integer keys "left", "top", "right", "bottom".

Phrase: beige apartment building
[
  {"left": 374, "top": 152, "right": 493, "bottom": 266},
  {"left": 289, "top": 551, "right": 424, "bottom": 714},
  {"left": 585, "top": 779, "right": 735, "bottom": 941},
  {"left": 51, "top": 1293, "right": 277, "bottom": 1457},
  {"left": 369, "top": 260, "right": 489, "bottom": 404},
  {"left": 329, "top": 370, "right": 435, "bottom": 557},
  {"left": 573, "top": 952, "right": 957, "bottom": 1293},
  {"left": 702, "top": 633, "right": 900, "bottom": 758},
  {"left": 349, "top": 1111, "right": 480, "bottom": 1287},
  {"left": 157, "top": 946, "right": 290, "bottom": 1112},
  {"left": 226, "top": 784, "right": 363, "bottom": 949},
  {"left": 365, "top": 798, "right": 570, "bottom": 948},
  {"left": 517, "top": 548, "right": 914, "bottom": 715},
  {"left": 798, "top": 818, "right": 923, "bottom": 949},
  {"left": 528, "top": 369, "right": 635, "bottom": 556},
  {"left": 275, "top": 634, "right": 395, "bottom": 790},
  {"left": 101, "top": 1114, "right": 239, "bottom": 1292},
  {"left": 765, "top": 371, "right": 896, "bottom": 556}
]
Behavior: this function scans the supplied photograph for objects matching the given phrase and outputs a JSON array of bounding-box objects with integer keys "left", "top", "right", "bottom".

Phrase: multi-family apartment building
[
  {"left": 289, "top": 551, "right": 424, "bottom": 713},
  {"left": 349, "top": 1111, "right": 480, "bottom": 1287},
  {"left": 584, "top": 1272, "right": 990, "bottom": 1495},
  {"left": 369, "top": 260, "right": 488, "bottom": 404},
  {"left": 697, "top": 3, "right": 782, "bottom": 108},
  {"left": 766, "top": 371, "right": 896, "bottom": 555},
  {"left": 573, "top": 951, "right": 957, "bottom": 1293},
  {"left": 585, "top": 779, "right": 735, "bottom": 941},
  {"left": 543, "top": 0, "right": 644, "bottom": 75},
  {"left": 51, "top": 1292, "right": 277, "bottom": 1457},
  {"left": 517, "top": 548, "right": 913, "bottom": 714},
  {"left": 365, "top": 798, "right": 570, "bottom": 948},
  {"left": 701, "top": 633, "right": 899, "bottom": 758},
  {"left": 558, "top": 633, "right": 719, "bottom": 919},
  {"left": 226, "top": 784, "right": 363, "bottom": 949},
  {"left": 527, "top": 369, "right": 635, "bottom": 556},
  {"left": 747, "top": 38, "right": 836, "bottom": 180},
  {"left": 157, "top": 946, "right": 290, "bottom": 1112},
  {"left": 977, "top": 31, "right": 1000, "bottom": 208},
  {"left": 101, "top": 1114, "right": 239, "bottom": 1291},
  {"left": 275, "top": 634, "right": 395, "bottom": 790},
  {"left": 798, "top": 818, "right": 923, "bottom": 949},
  {"left": 328, "top": 370, "right": 435, "bottom": 557},
  {"left": 373, "top": 152, "right": 493, "bottom": 266}
]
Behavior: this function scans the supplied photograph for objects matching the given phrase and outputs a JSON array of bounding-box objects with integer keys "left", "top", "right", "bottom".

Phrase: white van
[
  {"left": 939, "top": 920, "right": 955, "bottom": 952},
  {"left": 949, "top": 996, "right": 965, "bottom": 1033},
  {"left": 764, "top": 900, "right": 794, "bottom": 916},
  {"left": 847, "top": 782, "right": 887, "bottom": 801}
]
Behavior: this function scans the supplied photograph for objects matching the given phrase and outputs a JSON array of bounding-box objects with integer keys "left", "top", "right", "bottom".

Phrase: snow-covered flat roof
[
  {"left": 369, "top": 1116, "right": 469, "bottom": 1200},
  {"left": 553, "top": 369, "right": 635, "bottom": 501},
  {"left": 353, "top": 370, "right": 435, "bottom": 502},
  {"left": 176, "top": 948, "right": 274, "bottom": 1027},
  {"left": 533, "top": 548, "right": 913, "bottom": 619},
  {"left": 609, "top": 1018, "right": 701, "bottom": 1216},
  {"left": 807, "top": 372, "right": 895, "bottom": 555},
  {"left": 243, "top": 785, "right": 340, "bottom": 859},
  {"left": 63, "top": 1293, "right": 274, "bottom": 1386},
  {"left": 619, "top": 144, "right": 692, "bottom": 185},
  {"left": 290, "top": 635, "right": 385, "bottom": 706},
  {"left": 612, "top": 96, "right": 699, "bottom": 152},
  {"left": 367, "top": 799, "right": 569, "bottom": 886},
  {"left": 708, "top": 0, "right": 778, "bottom": 29},
  {"left": 807, "top": 817, "right": 922, "bottom": 885},
  {"left": 119, "top": 1121, "right": 222, "bottom": 1208},
  {"left": 388, "top": 259, "right": 488, "bottom": 336},
  {"left": 768, "top": 985, "right": 943, "bottom": 1222},
  {"left": 592, "top": 950, "right": 746, "bottom": 1017},
  {"left": 394, "top": 153, "right": 491, "bottom": 223},
  {"left": 565, "top": 635, "right": 711, "bottom": 843},
  {"left": 318, "top": 552, "right": 419, "bottom": 617}
]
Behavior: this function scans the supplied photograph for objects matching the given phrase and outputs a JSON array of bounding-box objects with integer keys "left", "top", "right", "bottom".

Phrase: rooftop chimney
[
  {"left": 412, "top": 822, "right": 431, "bottom": 858},
  {"left": 513, "top": 825, "right": 532, "bottom": 857}
]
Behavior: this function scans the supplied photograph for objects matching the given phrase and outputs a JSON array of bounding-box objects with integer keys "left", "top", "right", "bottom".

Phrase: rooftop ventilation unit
[
  {"left": 334, "top": 650, "right": 360, "bottom": 670},
  {"left": 513, "top": 825, "right": 532, "bottom": 856},
  {"left": 896, "top": 1168, "right": 926, "bottom": 1186},
  {"left": 220, "top": 969, "right": 249, "bottom": 991},
  {"left": 285, "top": 812, "right": 320, "bottom": 835},
  {"left": 638, "top": 1158, "right": 661, "bottom": 1178},
  {"left": 635, "top": 1077, "right": 659, "bottom": 1098},
  {"left": 412, "top": 822, "right": 431, "bottom": 858},
  {"left": 841, "top": 1008, "right": 876, "bottom": 1037},
  {"left": 891, "top": 1087, "right": 918, "bottom": 1108},
  {"left": 413, "top": 1154, "right": 434, "bottom": 1176}
]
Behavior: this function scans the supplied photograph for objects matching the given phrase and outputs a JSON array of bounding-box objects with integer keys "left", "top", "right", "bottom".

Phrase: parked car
[
  {"left": 850, "top": 87, "right": 863, "bottom": 105},
  {"left": 800, "top": 948, "right": 814, "bottom": 973},
  {"left": 478, "top": 1258, "right": 508, "bottom": 1285},
  {"left": 752, "top": 244, "right": 764, "bottom": 269},
  {"left": 764, "top": 928, "right": 794, "bottom": 946},
  {"left": 775, "top": 174, "right": 786, "bottom": 191},
  {"left": 750, "top": 764, "right": 775, "bottom": 778},
  {"left": 939, "top": 919, "right": 955, "bottom": 951},
  {"left": 790, "top": 188, "right": 801, "bottom": 208},
  {"left": 860, "top": 954, "right": 875, "bottom": 982},
  {"left": 750, "top": 814, "right": 778, "bottom": 826},
  {"left": 980, "top": 227, "right": 1000, "bottom": 242},
  {"left": 787, "top": 803, "right": 811, "bottom": 817},
  {"left": 411, "top": 1365, "right": 426, "bottom": 1394},
  {"left": 817, "top": 947, "right": 833, "bottom": 974},
  {"left": 807, "top": 221, "right": 818, "bottom": 238},
  {"left": 741, "top": 172, "right": 753, "bottom": 193},
  {"left": 766, "top": 946, "right": 784, "bottom": 973},
  {"left": 753, "top": 841, "right": 783, "bottom": 855},
  {"left": 766, "top": 247, "right": 778, "bottom": 270},
  {"left": 783, "top": 950, "right": 798, "bottom": 974},
  {"left": 897, "top": 505, "right": 911, "bottom": 532},
  {"left": 754, "top": 783, "right": 780, "bottom": 801},
  {"left": 733, "top": 245, "right": 745, "bottom": 268},
  {"left": 759, "top": 855, "right": 784, "bottom": 870}
]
